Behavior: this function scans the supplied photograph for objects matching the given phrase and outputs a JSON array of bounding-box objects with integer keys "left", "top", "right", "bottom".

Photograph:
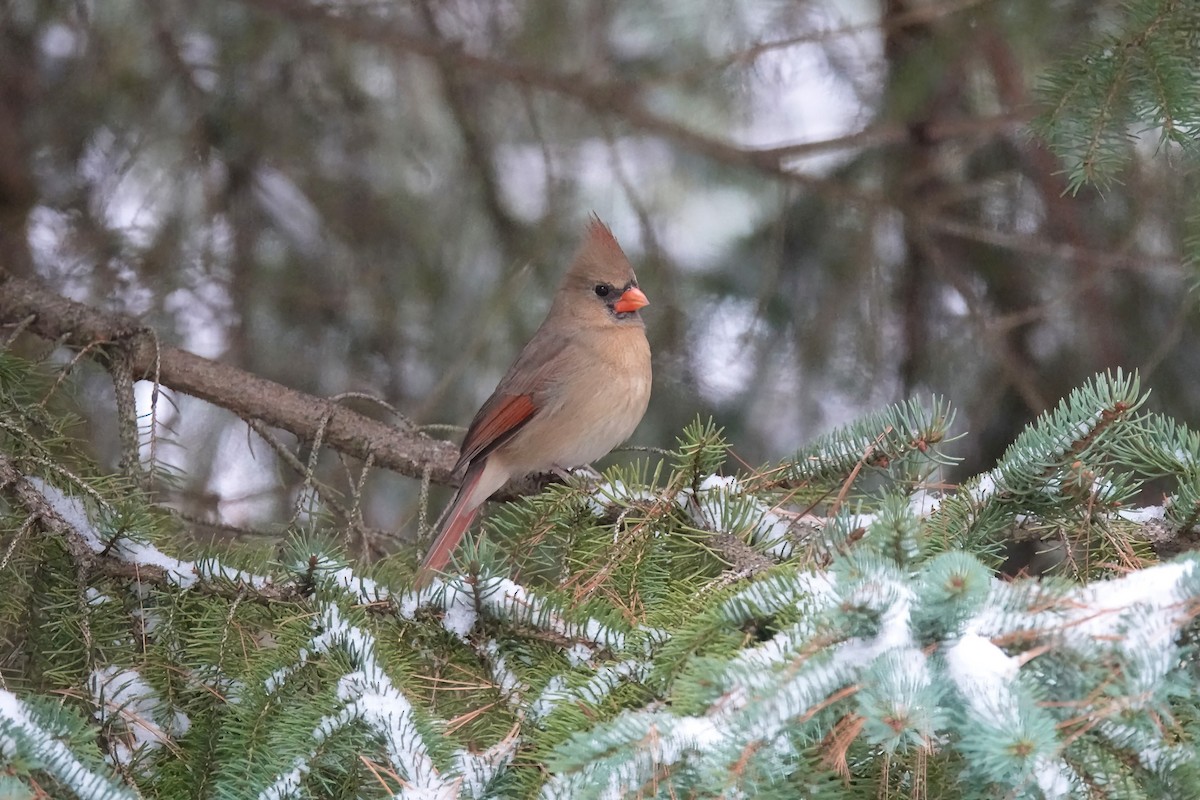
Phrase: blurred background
[{"left": 2, "top": 0, "right": 1197, "bottom": 542}]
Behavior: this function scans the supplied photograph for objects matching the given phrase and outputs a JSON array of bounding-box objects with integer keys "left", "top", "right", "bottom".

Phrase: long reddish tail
[{"left": 415, "top": 462, "right": 487, "bottom": 586}]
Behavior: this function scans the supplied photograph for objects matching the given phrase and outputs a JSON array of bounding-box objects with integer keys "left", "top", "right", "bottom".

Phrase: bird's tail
[{"left": 415, "top": 461, "right": 487, "bottom": 586}]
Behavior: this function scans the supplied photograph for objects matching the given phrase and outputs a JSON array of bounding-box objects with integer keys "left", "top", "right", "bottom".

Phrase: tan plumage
[{"left": 416, "top": 218, "right": 652, "bottom": 584}]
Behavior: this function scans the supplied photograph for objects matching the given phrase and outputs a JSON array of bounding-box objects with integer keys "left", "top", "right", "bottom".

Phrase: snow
[
  {"left": 1033, "top": 756, "right": 1078, "bottom": 800},
  {"left": 257, "top": 758, "right": 306, "bottom": 800},
  {"left": 907, "top": 489, "right": 941, "bottom": 517},
  {"left": 531, "top": 660, "right": 652, "bottom": 723},
  {"left": 475, "top": 576, "right": 626, "bottom": 653},
  {"left": 114, "top": 538, "right": 198, "bottom": 588},
  {"left": 394, "top": 574, "right": 628, "bottom": 672},
  {"left": 270, "top": 604, "right": 441, "bottom": 793},
  {"left": 687, "top": 475, "right": 742, "bottom": 531},
  {"left": 482, "top": 639, "right": 525, "bottom": 702},
  {"left": 839, "top": 576, "right": 915, "bottom": 662},
  {"left": 587, "top": 479, "right": 658, "bottom": 516},
  {"left": 1067, "top": 559, "right": 1194, "bottom": 697},
  {"left": 944, "top": 633, "right": 1019, "bottom": 725},
  {"left": 755, "top": 507, "right": 796, "bottom": 559},
  {"left": 29, "top": 478, "right": 102, "bottom": 551},
  {"left": 326, "top": 669, "right": 439, "bottom": 789},
  {"left": 685, "top": 474, "right": 809, "bottom": 559},
  {"left": 661, "top": 716, "right": 722, "bottom": 762},
  {"left": 86, "top": 587, "right": 112, "bottom": 606},
  {"left": 29, "top": 477, "right": 279, "bottom": 592},
  {"left": 945, "top": 635, "right": 1079, "bottom": 797},
  {"left": 90, "top": 666, "right": 190, "bottom": 767},
  {"left": 130, "top": 604, "right": 163, "bottom": 636},
  {"left": 260, "top": 600, "right": 519, "bottom": 798},
  {"left": 697, "top": 474, "right": 738, "bottom": 493},
  {"left": 328, "top": 565, "right": 390, "bottom": 603},
  {"left": 197, "top": 560, "right": 274, "bottom": 590},
  {"left": 721, "top": 569, "right": 838, "bottom": 623},
  {"left": 397, "top": 580, "right": 444, "bottom": 620},
  {"left": 565, "top": 643, "right": 593, "bottom": 666},
  {"left": 440, "top": 582, "right": 479, "bottom": 639},
  {"left": 971, "top": 473, "right": 998, "bottom": 503},
  {"left": 1116, "top": 505, "right": 1167, "bottom": 524},
  {"left": 531, "top": 675, "right": 570, "bottom": 721},
  {"left": 0, "top": 689, "right": 133, "bottom": 800},
  {"left": 1070, "top": 560, "right": 1192, "bottom": 629},
  {"left": 452, "top": 735, "right": 518, "bottom": 798},
  {"left": 544, "top": 712, "right": 730, "bottom": 800}
]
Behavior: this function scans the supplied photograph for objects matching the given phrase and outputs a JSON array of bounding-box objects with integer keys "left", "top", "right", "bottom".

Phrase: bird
[{"left": 416, "top": 217, "right": 651, "bottom": 584}]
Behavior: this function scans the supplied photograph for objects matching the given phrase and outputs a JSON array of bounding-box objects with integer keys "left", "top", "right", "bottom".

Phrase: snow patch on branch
[
  {"left": 89, "top": 665, "right": 190, "bottom": 768},
  {"left": 31, "top": 478, "right": 273, "bottom": 591},
  {"left": 0, "top": 689, "right": 135, "bottom": 800},
  {"left": 945, "top": 634, "right": 1079, "bottom": 798},
  {"left": 530, "top": 659, "right": 652, "bottom": 723},
  {"left": 686, "top": 475, "right": 800, "bottom": 559},
  {"left": 970, "top": 559, "right": 1197, "bottom": 700},
  {"left": 944, "top": 633, "right": 1018, "bottom": 724},
  {"left": 587, "top": 479, "right": 661, "bottom": 516},
  {"left": 258, "top": 602, "right": 515, "bottom": 799},
  {"left": 1115, "top": 504, "right": 1166, "bottom": 524},
  {"left": 396, "top": 574, "right": 628, "bottom": 658}
]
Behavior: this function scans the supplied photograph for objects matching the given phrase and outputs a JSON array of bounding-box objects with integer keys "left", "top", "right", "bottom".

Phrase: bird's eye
[{"left": 594, "top": 284, "right": 611, "bottom": 297}]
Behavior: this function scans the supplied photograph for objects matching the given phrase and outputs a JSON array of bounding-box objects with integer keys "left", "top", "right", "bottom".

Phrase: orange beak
[{"left": 613, "top": 286, "right": 649, "bottom": 314}]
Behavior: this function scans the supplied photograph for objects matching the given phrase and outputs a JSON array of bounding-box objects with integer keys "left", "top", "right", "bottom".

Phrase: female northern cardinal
[{"left": 417, "top": 218, "right": 651, "bottom": 582}]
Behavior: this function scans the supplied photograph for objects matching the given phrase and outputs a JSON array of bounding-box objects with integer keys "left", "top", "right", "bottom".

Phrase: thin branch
[{"left": 702, "top": 0, "right": 988, "bottom": 76}]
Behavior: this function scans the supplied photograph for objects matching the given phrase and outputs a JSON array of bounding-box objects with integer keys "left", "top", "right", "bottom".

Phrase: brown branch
[
  {"left": 919, "top": 215, "right": 1180, "bottom": 273},
  {"left": 758, "top": 112, "right": 1030, "bottom": 161},
  {"left": 0, "top": 269, "right": 549, "bottom": 498}
]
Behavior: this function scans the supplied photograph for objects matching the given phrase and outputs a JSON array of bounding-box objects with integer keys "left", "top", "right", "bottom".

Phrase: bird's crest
[
  {"left": 566, "top": 214, "right": 635, "bottom": 285},
  {"left": 585, "top": 213, "right": 622, "bottom": 252}
]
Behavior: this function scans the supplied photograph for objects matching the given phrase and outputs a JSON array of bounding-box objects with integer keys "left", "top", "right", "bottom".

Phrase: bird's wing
[
  {"left": 452, "top": 331, "right": 571, "bottom": 473},
  {"left": 453, "top": 392, "right": 537, "bottom": 472}
]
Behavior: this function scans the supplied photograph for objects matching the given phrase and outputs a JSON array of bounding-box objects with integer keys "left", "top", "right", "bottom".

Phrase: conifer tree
[
  {"left": 4, "top": 347, "right": 1200, "bottom": 798},
  {"left": 4, "top": 1, "right": 1200, "bottom": 797}
]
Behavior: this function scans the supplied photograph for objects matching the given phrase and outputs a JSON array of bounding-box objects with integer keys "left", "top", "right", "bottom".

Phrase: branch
[
  {"left": 0, "top": 270, "right": 549, "bottom": 498},
  {"left": 0, "top": 452, "right": 298, "bottom": 602}
]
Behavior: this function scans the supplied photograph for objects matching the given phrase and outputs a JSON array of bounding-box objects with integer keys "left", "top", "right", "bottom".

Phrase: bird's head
[{"left": 554, "top": 216, "right": 649, "bottom": 325}]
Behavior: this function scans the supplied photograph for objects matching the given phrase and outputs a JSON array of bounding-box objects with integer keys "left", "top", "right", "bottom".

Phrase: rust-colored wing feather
[
  {"left": 453, "top": 393, "right": 537, "bottom": 474},
  {"left": 452, "top": 332, "right": 572, "bottom": 473}
]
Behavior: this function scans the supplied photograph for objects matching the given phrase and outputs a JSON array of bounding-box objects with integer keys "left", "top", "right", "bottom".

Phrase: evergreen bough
[{"left": 3, "top": 349, "right": 1199, "bottom": 799}]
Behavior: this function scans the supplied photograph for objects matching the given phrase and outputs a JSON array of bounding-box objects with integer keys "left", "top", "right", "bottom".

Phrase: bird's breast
[{"left": 502, "top": 329, "right": 651, "bottom": 472}]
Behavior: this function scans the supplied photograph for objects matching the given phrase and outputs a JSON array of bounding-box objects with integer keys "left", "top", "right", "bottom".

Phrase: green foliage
[
  {"left": 763, "top": 395, "right": 958, "bottom": 494},
  {"left": 3, "top": 353, "right": 1200, "bottom": 798},
  {"left": 1035, "top": 0, "right": 1200, "bottom": 193}
]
